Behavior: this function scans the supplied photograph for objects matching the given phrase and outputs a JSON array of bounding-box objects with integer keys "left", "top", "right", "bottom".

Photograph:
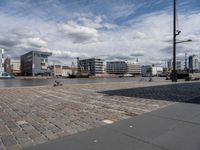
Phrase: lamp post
[
  {"left": 172, "top": 0, "right": 177, "bottom": 82},
  {"left": 172, "top": 0, "right": 192, "bottom": 82}
]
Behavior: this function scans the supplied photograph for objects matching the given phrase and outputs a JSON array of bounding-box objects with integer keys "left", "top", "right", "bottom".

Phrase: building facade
[
  {"left": 106, "top": 61, "right": 141, "bottom": 75},
  {"left": 0, "top": 49, "right": 4, "bottom": 73},
  {"left": 152, "top": 66, "right": 163, "bottom": 76},
  {"left": 167, "top": 59, "right": 183, "bottom": 71},
  {"left": 21, "top": 51, "right": 52, "bottom": 76},
  {"left": 4, "top": 57, "right": 11, "bottom": 74},
  {"left": 62, "top": 66, "right": 73, "bottom": 77},
  {"left": 127, "top": 63, "right": 141, "bottom": 75},
  {"left": 189, "top": 55, "right": 199, "bottom": 71},
  {"left": 142, "top": 65, "right": 163, "bottom": 76},
  {"left": 11, "top": 59, "right": 21, "bottom": 76},
  {"left": 142, "top": 65, "right": 152, "bottom": 76},
  {"left": 106, "top": 61, "right": 127, "bottom": 74},
  {"left": 50, "top": 65, "right": 62, "bottom": 77},
  {"left": 77, "top": 58, "right": 103, "bottom": 76}
]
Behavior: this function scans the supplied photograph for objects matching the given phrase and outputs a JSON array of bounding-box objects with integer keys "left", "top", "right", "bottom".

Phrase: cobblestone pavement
[{"left": 0, "top": 81, "right": 200, "bottom": 149}]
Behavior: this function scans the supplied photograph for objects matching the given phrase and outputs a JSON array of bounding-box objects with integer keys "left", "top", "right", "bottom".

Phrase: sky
[{"left": 0, "top": 0, "right": 199, "bottom": 66}]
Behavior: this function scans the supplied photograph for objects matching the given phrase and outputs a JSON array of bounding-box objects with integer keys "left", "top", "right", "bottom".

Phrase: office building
[
  {"left": 77, "top": 58, "right": 103, "bottom": 76},
  {"left": 106, "top": 61, "right": 127, "bottom": 74},
  {"left": 21, "top": 51, "right": 52, "bottom": 76},
  {"left": 127, "top": 63, "right": 141, "bottom": 75},
  {"left": 142, "top": 65, "right": 152, "bottom": 76},
  {"left": 189, "top": 55, "right": 199, "bottom": 71},
  {"left": 0, "top": 48, "right": 4, "bottom": 73},
  {"left": 142, "top": 65, "right": 163, "bottom": 76},
  {"left": 11, "top": 59, "right": 21, "bottom": 76},
  {"left": 167, "top": 59, "right": 183, "bottom": 71}
]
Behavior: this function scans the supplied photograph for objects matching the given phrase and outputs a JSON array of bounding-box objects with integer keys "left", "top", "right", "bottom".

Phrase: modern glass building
[
  {"left": 106, "top": 61, "right": 127, "bottom": 74},
  {"left": 77, "top": 58, "right": 103, "bottom": 76},
  {"left": 20, "top": 51, "right": 52, "bottom": 76}
]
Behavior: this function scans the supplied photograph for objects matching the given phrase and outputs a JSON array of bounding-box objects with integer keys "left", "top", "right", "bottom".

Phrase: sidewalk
[{"left": 25, "top": 101, "right": 200, "bottom": 150}]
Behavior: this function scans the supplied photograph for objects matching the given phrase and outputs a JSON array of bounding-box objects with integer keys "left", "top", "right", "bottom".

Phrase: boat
[
  {"left": 0, "top": 72, "right": 15, "bottom": 79},
  {"left": 68, "top": 73, "right": 76, "bottom": 78},
  {"left": 68, "top": 73, "right": 89, "bottom": 78}
]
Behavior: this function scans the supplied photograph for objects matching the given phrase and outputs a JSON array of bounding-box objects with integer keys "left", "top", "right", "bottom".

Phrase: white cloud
[
  {"left": 26, "top": 38, "right": 47, "bottom": 48},
  {"left": 58, "top": 21, "right": 99, "bottom": 43},
  {"left": 58, "top": 16, "right": 117, "bottom": 44},
  {"left": 52, "top": 49, "right": 88, "bottom": 59},
  {"left": 0, "top": 3, "right": 199, "bottom": 66}
]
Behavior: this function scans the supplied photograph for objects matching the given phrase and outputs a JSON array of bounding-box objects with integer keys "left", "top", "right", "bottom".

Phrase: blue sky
[{"left": 0, "top": 0, "right": 199, "bottom": 65}]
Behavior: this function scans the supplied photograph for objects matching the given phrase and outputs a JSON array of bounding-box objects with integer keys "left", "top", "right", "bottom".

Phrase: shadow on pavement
[{"left": 99, "top": 82, "right": 200, "bottom": 104}]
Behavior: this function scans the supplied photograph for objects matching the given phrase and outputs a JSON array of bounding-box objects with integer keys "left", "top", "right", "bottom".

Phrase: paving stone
[
  {"left": 44, "top": 131, "right": 58, "bottom": 140},
  {"left": 18, "top": 138, "right": 34, "bottom": 148},
  {"left": 5, "top": 121, "right": 18, "bottom": 129},
  {"left": 0, "top": 126, "right": 10, "bottom": 136},
  {"left": 6, "top": 144, "right": 22, "bottom": 150},
  {"left": 1, "top": 135, "right": 17, "bottom": 147},
  {"left": 0, "top": 139, "right": 3, "bottom": 150},
  {"left": 1, "top": 81, "right": 200, "bottom": 149},
  {"left": 23, "top": 126, "right": 36, "bottom": 135},
  {"left": 28, "top": 131, "right": 42, "bottom": 140},
  {"left": 33, "top": 136, "right": 48, "bottom": 145},
  {"left": 14, "top": 131, "right": 29, "bottom": 139}
]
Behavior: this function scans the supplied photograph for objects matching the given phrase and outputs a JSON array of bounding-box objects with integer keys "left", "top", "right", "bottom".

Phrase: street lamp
[
  {"left": 172, "top": 0, "right": 177, "bottom": 82},
  {"left": 172, "top": 0, "right": 192, "bottom": 82}
]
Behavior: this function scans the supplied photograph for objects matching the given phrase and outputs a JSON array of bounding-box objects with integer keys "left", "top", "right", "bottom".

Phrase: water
[{"left": 0, "top": 77, "right": 165, "bottom": 88}]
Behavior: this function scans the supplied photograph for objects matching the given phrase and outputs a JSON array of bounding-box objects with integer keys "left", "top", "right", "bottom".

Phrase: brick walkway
[{"left": 1, "top": 81, "right": 199, "bottom": 150}]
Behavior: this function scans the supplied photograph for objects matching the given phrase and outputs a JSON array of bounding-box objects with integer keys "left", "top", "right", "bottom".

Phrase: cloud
[
  {"left": 107, "top": 54, "right": 133, "bottom": 61},
  {"left": 58, "top": 16, "right": 117, "bottom": 44},
  {"left": 0, "top": 36, "right": 19, "bottom": 47},
  {"left": 26, "top": 38, "right": 47, "bottom": 48},
  {"left": 52, "top": 50, "right": 88, "bottom": 59},
  {"left": 0, "top": 29, "right": 49, "bottom": 58},
  {"left": 131, "top": 51, "right": 145, "bottom": 57},
  {"left": 132, "top": 31, "right": 148, "bottom": 40},
  {"left": 58, "top": 21, "right": 99, "bottom": 43},
  {"left": 0, "top": 0, "right": 199, "bottom": 66}
]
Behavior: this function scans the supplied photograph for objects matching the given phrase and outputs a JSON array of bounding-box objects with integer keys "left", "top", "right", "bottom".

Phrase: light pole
[
  {"left": 172, "top": 0, "right": 192, "bottom": 82},
  {"left": 172, "top": 0, "right": 177, "bottom": 82}
]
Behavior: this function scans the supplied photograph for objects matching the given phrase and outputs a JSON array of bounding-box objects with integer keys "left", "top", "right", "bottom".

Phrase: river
[{"left": 0, "top": 77, "right": 165, "bottom": 88}]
